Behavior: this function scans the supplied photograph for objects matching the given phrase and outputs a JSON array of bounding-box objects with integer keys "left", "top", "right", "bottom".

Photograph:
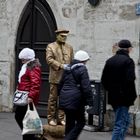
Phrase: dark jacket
[
  {"left": 17, "top": 59, "right": 41, "bottom": 105},
  {"left": 58, "top": 60, "right": 93, "bottom": 110},
  {"left": 101, "top": 49, "right": 137, "bottom": 108}
]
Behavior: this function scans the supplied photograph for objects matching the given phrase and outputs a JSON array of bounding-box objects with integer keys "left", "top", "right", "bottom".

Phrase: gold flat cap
[{"left": 55, "top": 29, "right": 69, "bottom": 35}]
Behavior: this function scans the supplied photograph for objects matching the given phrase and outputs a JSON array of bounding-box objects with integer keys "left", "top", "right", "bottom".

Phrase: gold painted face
[{"left": 56, "top": 33, "right": 67, "bottom": 43}]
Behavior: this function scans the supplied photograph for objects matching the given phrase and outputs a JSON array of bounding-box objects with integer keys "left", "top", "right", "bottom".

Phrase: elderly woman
[
  {"left": 58, "top": 50, "right": 93, "bottom": 140},
  {"left": 14, "top": 48, "right": 41, "bottom": 140}
]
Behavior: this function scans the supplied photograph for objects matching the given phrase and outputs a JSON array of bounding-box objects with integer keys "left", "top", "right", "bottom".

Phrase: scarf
[{"left": 18, "top": 58, "right": 35, "bottom": 83}]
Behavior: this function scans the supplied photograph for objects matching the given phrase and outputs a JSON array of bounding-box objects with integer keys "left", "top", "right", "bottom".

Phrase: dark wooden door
[{"left": 15, "top": 0, "right": 57, "bottom": 117}]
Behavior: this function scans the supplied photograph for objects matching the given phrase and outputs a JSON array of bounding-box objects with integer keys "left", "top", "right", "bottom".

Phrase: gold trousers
[{"left": 47, "top": 84, "right": 64, "bottom": 123}]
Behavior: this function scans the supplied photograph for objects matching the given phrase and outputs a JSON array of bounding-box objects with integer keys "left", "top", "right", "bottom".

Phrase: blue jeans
[{"left": 112, "top": 106, "right": 130, "bottom": 140}]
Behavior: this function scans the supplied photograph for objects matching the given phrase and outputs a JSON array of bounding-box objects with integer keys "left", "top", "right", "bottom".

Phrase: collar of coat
[
  {"left": 116, "top": 49, "right": 129, "bottom": 57},
  {"left": 70, "top": 63, "right": 85, "bottom": 70},
  {"left": 27, "top": 58, "right": 41, "bottom": 70}
]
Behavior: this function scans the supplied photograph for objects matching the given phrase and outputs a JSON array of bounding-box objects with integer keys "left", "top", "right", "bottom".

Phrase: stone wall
[
  {"left": 0, "top": 0, "right": 28, "bottom": 111},
  {"left": 0, "top": 0, "right": 140, "bottom": 111},
  {"left": 49, "top": 0, "right": 140, "bottom": 79}
]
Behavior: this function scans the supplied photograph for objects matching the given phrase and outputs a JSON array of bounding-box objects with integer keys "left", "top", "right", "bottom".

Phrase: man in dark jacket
[
  {"left": 59, "top": 50, "right": 93, "bottom": 140},
  {"left": 101, "top": 40, "right": 137, "bottom": 140}
]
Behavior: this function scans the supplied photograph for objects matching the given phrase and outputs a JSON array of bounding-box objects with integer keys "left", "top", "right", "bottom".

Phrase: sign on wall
[
  {"left": 88, "top": 0, "right": 100, "bottom": 6},
  {"left": 136, "top": 3, "right": 140, "bottom": 15}
]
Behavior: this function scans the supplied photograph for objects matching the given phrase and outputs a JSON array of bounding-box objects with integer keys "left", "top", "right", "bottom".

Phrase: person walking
[
  {"left": 101, "top": 40, "right": 137, "bottom": 140},
  {"left": 46, "top": 29, "right": 73, "bottom": 126},
  {"left": 14, "top": 48, "right": 42, "bottom": 140},
  {"left": 58, "top": 50, "right": 93, "bottom": 140}
]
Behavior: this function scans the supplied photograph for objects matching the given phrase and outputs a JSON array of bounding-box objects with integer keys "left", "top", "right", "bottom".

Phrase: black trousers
[
  {"left": 15, "top": 105, "right": 36, "bottom": 140},
  {"left": 64, "top": 107, "right": 85, "bottom": 140}
]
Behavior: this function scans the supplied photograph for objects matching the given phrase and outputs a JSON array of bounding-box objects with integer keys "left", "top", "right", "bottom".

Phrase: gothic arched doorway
[{"left": 15, "top": 0, "right": 57, "bottom": 116}]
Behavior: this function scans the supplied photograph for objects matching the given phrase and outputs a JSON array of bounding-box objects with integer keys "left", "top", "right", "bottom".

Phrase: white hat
[
  {"left": 18, "top": 48, "right": 35, "bottom": 60},
  {"left": 74, "top": 50, "right": 90, "bottom": 61}
]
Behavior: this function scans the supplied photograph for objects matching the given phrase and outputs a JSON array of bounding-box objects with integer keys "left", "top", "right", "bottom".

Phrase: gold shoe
[
  {"left": 60, "top": 120, "right": 65, "bottom": 126},
  {"left": 49, "top": 120, "right": 57, "bottom": 126}
]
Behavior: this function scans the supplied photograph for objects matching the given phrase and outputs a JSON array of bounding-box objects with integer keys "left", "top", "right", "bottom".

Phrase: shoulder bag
[{"left": 13, "top": 90, "right": 29, "bottom": 106}]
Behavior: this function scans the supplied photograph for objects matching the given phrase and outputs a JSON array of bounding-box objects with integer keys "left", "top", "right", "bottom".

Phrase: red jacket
[{"left": 17, "top": 59, "right": 41, "bottom": 105}]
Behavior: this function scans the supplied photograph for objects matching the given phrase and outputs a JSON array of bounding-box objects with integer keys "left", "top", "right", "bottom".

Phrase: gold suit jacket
[{"left": 46, "top": 42, "right": 73, "bottom": 84}]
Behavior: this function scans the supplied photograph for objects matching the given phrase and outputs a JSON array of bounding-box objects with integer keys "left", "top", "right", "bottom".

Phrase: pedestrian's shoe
[
  {"left": 49, "top": 120, "right": 57, "bottom": 126},
  {"left": 60, "top": 120, "right": 65, "bottom": 126}
]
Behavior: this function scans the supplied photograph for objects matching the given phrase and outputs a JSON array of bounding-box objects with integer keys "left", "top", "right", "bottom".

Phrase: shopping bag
[
  {"left": 22, "top": 103, "right": 43, "bottom": 135},
  {"left": 13, "top": 90, "right": 29, "bottom": 106}
]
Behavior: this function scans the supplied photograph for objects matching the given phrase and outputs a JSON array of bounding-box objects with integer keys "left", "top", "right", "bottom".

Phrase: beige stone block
[
  {"left": 135, "top": 128, "right": 140, "bottom": 136},
  {"left": 128, "top": 108, "right": 140, "bottom": 136},
  {"left": 43, "top": 125, "right": 65, "bottom": 139},
  {"left": 104, "top": 110, "right": 114, "bottom": 129},
  {"left": 127, "top": 112, "right": 135, "bottom": 135},
  {"left": 135, "top": 112, "right": 140, "bottom": 136}
]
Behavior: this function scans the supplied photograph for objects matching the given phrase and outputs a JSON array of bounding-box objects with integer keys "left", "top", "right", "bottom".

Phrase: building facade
[{"left": 0, "top": 0, "right": 140, "bottom": 112}]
